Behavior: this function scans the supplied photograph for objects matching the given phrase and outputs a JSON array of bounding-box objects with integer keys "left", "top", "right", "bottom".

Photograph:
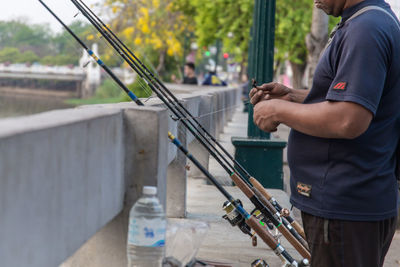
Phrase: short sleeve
[{"left": 326, "top": 21, "right": 390, "bottom": 115}]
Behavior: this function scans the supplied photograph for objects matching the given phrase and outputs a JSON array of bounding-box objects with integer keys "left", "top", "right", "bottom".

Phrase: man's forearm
[
  {"left": 274, "top": 100, "right": 372, "bottom": 139},
  {"left": 288, "top": 88, "right": 310, "bottom": 103}
]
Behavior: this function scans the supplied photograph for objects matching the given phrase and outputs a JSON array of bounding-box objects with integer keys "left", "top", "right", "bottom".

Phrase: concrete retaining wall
[{"left": 0, "top": 85, "right": 240, "bottom": 267}]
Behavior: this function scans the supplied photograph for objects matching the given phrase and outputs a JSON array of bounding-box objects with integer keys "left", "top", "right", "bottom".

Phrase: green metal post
[{"left": 232, "top": 0, "right": 286, "bottom": 189}]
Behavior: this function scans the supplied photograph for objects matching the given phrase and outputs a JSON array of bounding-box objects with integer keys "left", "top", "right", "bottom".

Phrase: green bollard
[{"left": 232, "top": 0, "right": 287, "bottom": 190}]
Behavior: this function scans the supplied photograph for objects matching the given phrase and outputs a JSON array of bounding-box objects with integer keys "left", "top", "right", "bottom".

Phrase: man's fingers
[
  {"left": 250, "top": 90, "right": 263, "bottom": 105},
  {"left": 256, "top": 82, "right": 275, "bottom": 92},
  {"left": 249, "top": 88, "right": 258, "bottom": 98},
  {"left": 250, "top": 95, "right": 259, "bottom": 105}
]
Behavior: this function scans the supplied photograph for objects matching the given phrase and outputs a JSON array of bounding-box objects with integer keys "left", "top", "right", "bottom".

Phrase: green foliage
[
  {"left": 40, "top": 55, "right": 78, "bottom": 66},
  {"left": 275, "top": 0, "right": 313, "bottom": 64},
  {"left": 67, "top": 76, "right": 153, "bottom": 106},
  {"left": 0, "top": 20, "right": 52, "bottom": 54},
  {"left": 0, "top": 19, "right": 93, "bottom": 66},
  {"left": 174, "top": 0, "right": 341, "bottom": 68},
  {"left": 0, "top": 47, "right": 40, "bottom": 64},
  {"left": 65, "top": 97, "right": 123, "bottom": 106},
  {"left": 329, "top": 16, "right": 341, "bottom": 31},
  {"left": 52, "top": 21, "right": 93, "bottom": 58},
  {"left": 120, "top": 77, "right": 152, "bottom": 101},
  {"left": 275, "top": 2, "right": 341, "bottom": 65},
  {"left": 0, "top": 47, "right": 20, "bottom": 63},
  {"left": 173, "top": 0, "right": 253, "bottom": 63},
  {"left": 95, "top": 79, "right": 122, "bottom": 99},
  {"left": 16, "top": 50, "right": 39, "bottom": 63}
]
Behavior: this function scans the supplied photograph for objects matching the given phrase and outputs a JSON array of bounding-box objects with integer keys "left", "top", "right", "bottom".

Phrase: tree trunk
[
  {"left": 156, "top": 50, "right": 166, "bottom": 77},
  {"left": 240, "top": 57, "right": 248, "bottom": 81},
  {"left": 290, "top": 61, "right": 307, "bottom": 89},
  {"left": 305, "top": 7, "right": 329, "bottom": 89}
]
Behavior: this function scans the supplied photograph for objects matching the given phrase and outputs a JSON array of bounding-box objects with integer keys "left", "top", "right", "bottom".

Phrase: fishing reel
[
  {"left": 251, "top": 259, "right": 269, "bottom": 267},
  {"left": 222, "top": 200, "right": 283, "bottom": 247},
  {"left": 222, "top": 200, "right": 258, "bottom": 246},
  {"left": 250, "top": 257, "right": 309, "bottom": 267},
  {"left": 250, "top": 208, "right": 282, "bottom": 244}
]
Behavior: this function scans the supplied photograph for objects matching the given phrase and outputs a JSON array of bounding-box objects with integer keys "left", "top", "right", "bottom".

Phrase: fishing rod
[
  {"left": 71, "top": 0, "right": 310, "bottom": 258},
  {"left": 38, "top": 2, "right": 310, "bottom": 264},
  {"left": 168, "top": 132, "right": 309, "bottom": 267},
  {"left": 70, "top": 0, "right": 309, "bottom": 256},
  {"left": 39, "top": 0, "right": 310, "bottom": 260},
  {"left": 72, "top": 0, "right": 305, "bottom": 240},
  {"left": 37, "top": 0, "right": 143, "bottom": 107}
]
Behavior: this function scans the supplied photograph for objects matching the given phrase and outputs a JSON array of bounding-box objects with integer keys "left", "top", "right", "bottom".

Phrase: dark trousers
[{"left": 301, "top": 212, "right": 397, "bottom": 267}]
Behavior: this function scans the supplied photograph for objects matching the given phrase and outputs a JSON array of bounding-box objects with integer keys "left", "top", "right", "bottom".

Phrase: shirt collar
[{"left": 341, "top": 0, "right": 383, "bottom": 21}]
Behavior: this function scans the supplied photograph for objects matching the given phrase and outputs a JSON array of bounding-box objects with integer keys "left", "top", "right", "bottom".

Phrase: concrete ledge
[
  {"left": 0, "top": 108, "right": 124, "bottom": 267},
  {"left": 0, "top": 85, "right": 241, "bottom": 267}
]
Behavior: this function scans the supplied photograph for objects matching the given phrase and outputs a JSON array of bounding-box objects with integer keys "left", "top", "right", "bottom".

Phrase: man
[
  {"left": 183, "top": 62, "right": 198, "bottom": 85},
  {"left": 250, "top": 0, "right": 400, "bottom": 266}
]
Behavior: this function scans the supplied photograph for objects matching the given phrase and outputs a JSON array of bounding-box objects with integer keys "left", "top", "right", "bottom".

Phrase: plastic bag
[{"left": 165, "top": 220, "right": 210, "bottom": 266}]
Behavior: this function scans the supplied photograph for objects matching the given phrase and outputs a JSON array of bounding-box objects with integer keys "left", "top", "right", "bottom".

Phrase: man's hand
[
  {"left": 253, "top": 100, "right": 281, "bottom": 132},
  {"left": 249, "top": 82, "right": 292, "bottom": 105}
]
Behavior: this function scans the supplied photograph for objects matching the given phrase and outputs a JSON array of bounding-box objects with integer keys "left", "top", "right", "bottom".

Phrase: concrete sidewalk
[{"left": 179, "top": 106, "right": 400, "bottom": 266}]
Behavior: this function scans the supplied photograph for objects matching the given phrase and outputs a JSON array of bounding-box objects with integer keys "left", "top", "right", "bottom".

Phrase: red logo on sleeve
[{"left": 333, "top": 82, "right": 347, "bottom": 90}]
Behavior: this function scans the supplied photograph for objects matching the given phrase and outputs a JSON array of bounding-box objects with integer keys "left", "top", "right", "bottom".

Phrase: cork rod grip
[
  {"left": 252, "top": 187, "right": 278, "bottom": 213},
  {"left": 250, "top": 176, "right": 309, "bottom": 258},
  {"left": 250, "top": 177, "right": 272, "bottom": 200},
  {"left": 246, "top": 216, "right": 279, "bottom": 250},
  {"left": 230, "top": 173, "right": 254, "bottom": 199}
]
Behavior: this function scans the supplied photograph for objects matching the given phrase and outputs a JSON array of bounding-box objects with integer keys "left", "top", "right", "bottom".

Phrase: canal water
[{"left": 0, "top": 92, "right": 74, "bottom": 119}]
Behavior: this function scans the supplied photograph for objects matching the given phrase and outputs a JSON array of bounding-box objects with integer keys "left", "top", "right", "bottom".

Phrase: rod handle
[
  {"left": 250, "top": 176, "right": 306, "bottom": 240},
  {"left": 231, "top": 173, "right": 254, "bottom": 199},
  {"left": 250, "top": 177, "right": 309, "bottom": 259},
  {"left": 246, "top": 216, "right": 279, "bottom": 250},
  {"left": 252, "top": 187, "right": 277, "bottom": 214},
  {"left": 249, "top": 177, "right": 272, "bottom": 200}
]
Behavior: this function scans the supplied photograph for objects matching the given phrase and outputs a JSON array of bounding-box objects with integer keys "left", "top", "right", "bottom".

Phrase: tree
[
  {"left": 53, "top": 21, "right": 94, "bottom": 56},
  {"left": 16, "top": 50, "right": 39, "bottom": 64},
  {"left": 275, "top": 0, "right": 313, "bottom": 88},
  {"left": 275, "top": 1, "right": 339, "bottom": 88},
  {"left": 173, "top": 0, "right": 254, "bottom": 72},
  {"left": 102, "top": 0, "right": 190, "bottom": 76},
  {"left": 174, "top": 0, "right": 314, "bottom": 84},
  {"left": 0, "top": 20, "right": 52, "bottom": 57},
  {"left": 0, "top": 47, "right": 20, "bottom": 63},
  {"left": 0, "top": 20, "right": 94, "bottom": 66},
  {"left": 306, "top": 8, "right": 341, "bottom": 89}
]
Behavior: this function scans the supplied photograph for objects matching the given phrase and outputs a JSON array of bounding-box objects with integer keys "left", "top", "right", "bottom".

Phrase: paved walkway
[{"left": 177, "top": 105, "right": 400, "bottom": 266}]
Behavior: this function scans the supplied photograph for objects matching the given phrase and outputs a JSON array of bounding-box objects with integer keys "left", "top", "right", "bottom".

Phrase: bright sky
[
  {"left": 1, "top": 0, "right": 398, "bottom": 32},
  {"left": 387, "top": 0, "right": 400, "bottom": 18},
  {"left": 2, "top": 0, "right": 101, "bottom": 32}
]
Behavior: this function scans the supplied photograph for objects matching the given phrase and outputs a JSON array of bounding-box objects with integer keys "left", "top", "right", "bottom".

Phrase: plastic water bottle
[{"left": 127, "top": 186, "right": 166, "bottom": 267}]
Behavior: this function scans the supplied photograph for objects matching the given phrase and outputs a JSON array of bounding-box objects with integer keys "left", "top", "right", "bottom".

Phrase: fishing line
[
  {"left": 43, "top": 1, "right": 311, "bottom": 263},
  {"left": 171, "top": 103, "right": 243, "bottom": 122},
  {"left": 71, "top": 0, "right": 240, "bottom": 177},
  {"left": 76, "top": 0, "right": 250, "bottom": 179},
  {"left": 48, "top": 0, "right": 310, "bottom": 258},
  {"left": 71, "top": 0, "right": 309, "bottom": 252}
]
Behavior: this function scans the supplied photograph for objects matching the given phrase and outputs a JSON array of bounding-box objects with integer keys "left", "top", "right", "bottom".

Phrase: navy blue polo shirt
[{"left": 288, "top": 0, "right": 400, "bottom": 221}]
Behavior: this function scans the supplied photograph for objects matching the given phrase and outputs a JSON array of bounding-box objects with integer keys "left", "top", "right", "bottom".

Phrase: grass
[
  {"left": 64, "top": 97, "right": 127, "bottom": 106},
  {"left": 65, "top": 78, "right": 152, "bottom": 107}
]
